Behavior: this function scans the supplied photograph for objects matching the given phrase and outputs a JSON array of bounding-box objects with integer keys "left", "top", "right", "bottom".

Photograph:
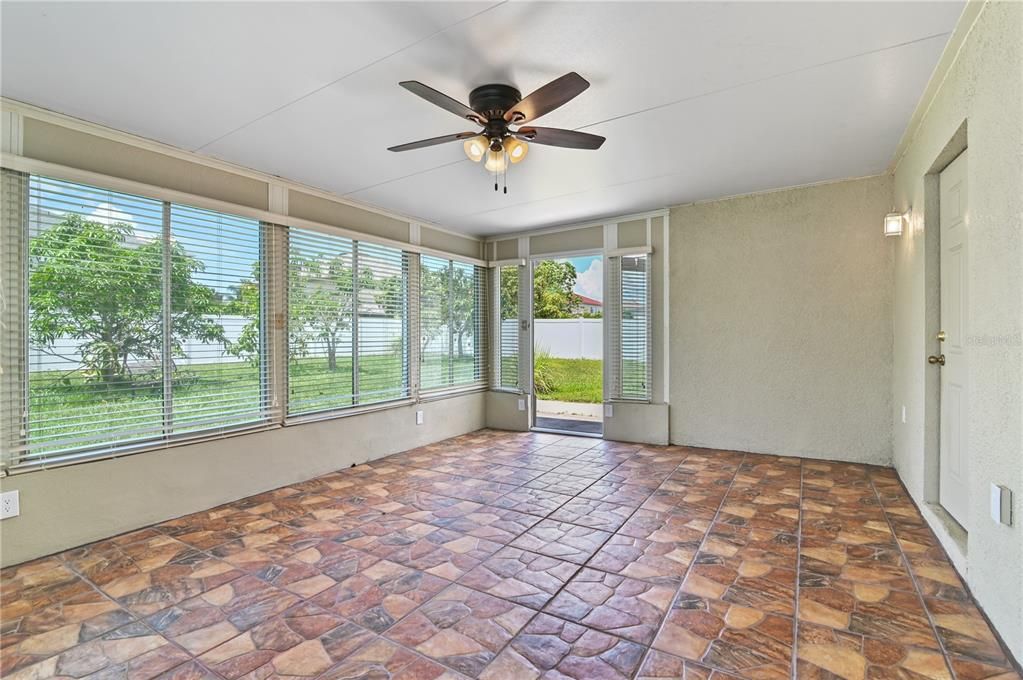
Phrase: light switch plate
[
  {"left": 415, "top": 410, "right": 424, "bottom": 425},
  {"left": 1, "top": 490, "right": 19, "bottom": 519},
  {"left": 901, "top": 405, "right": 906, "bottom": 423},
  {"left": 604, "top": 404, "right": 613, "bottom": 418},
  {"left": 517, "top": 399, "right": 525, "bottom": 411},
  {"left": 990, "top": 484, "right": 1013, "bottom": 526}
]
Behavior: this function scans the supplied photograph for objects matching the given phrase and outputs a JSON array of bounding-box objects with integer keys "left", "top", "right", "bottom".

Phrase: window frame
[
  {"left": 284, "top": 226, "right": 413, "bottom": 421},
  {"left": 0, "top": 161, "right": 490, "bottom": 474},
  {"left": 4, "top": 172, "right": 276, "bottom": 472}
]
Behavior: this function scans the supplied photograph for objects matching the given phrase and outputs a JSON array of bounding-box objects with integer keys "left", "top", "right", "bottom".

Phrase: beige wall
[
  {"left": 0, "top": 393, "right": 486, "bottom": 566},
  {"left": 669, "top": 176, "right": 895, "bottom": 464},
  {"left": 891, "top": 0, "right": 1023, "bottom": 658}
]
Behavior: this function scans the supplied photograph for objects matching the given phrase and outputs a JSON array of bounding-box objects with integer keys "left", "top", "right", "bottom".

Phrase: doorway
[
  {"left": 937, "top": 149, "right": 969, "bottom": 527},
  {"left": 530, "top": 255, "right": 603, "bottom": 436}
]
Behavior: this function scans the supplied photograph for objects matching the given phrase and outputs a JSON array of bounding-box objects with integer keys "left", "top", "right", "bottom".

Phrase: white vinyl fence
[
  {"left": 533, "top": 318, "right": 602, "bottom": 360},
  {"left": 30, "top": 315, "right": 406, "bottom": 371}
]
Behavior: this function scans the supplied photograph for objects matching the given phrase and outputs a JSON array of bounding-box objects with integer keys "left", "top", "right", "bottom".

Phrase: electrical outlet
[
  {"left": 517, "top": 399, "right": 525, "bottom": 411},
  {"left": 415, "top": 410, "right": 424, "bottom": 425},
  {"left": 1, "top": 490, "right": 20, "bottom": 519},
  {"left": 604, "top": 404, "right": 613, "bottom": 418}
]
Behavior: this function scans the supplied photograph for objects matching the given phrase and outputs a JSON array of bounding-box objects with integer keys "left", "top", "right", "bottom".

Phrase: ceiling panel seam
[
  {"left": 337, "top": 31, "right": 950, "bottom": 200},
  {"left": 193, "top": 1, "right": 508, "bottom": 153}
]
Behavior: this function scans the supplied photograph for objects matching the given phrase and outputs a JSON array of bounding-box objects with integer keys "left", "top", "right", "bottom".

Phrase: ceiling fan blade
[
  {"left": 504, "top": 72, "right": 590, "bottom": 124},
  {"left": 514, "top": 126, "right": 605, "bottom": 150},
  {"left": 399, "top": 81, "right": 485, "bottom": 125},
  {"left": 387, "top": 131, "right": 479, "bottom": 152}
]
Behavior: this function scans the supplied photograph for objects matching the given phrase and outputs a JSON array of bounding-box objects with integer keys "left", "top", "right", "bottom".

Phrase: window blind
[
  {"left": 9, "top": 174, "right": 273, "bottom": 471},
  {"left": 496, "top": 264, "right": 520, "bottom": 389},
  {"left": 287, "top": 227, "right": 409, "bottom": 417},
  {"left": 607, "top": 254, "right": 651, "bottom": 401},
  {"left": 168, "top": 204, "right": 270, "bottom": 433},
  {"left": 420, "top": 255, "right": 487, "bottom": 392}
]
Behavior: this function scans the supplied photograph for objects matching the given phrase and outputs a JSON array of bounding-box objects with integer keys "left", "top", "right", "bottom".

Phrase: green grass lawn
[
  {"left": 26, "top": 352, "right": 476, "bottom": 453},
  {"left": 537, "top": 357, "right": 603, "bottom": 403}
]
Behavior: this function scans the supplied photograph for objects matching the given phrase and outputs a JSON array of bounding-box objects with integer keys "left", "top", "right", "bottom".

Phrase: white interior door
[{"left": 938, "top": 150, "right": 969, "bottom": 527}]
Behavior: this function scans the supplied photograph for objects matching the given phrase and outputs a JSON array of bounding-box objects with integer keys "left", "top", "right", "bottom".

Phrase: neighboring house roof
[{"left": 576, "top": 295, "right": 602, "bottom": 307}]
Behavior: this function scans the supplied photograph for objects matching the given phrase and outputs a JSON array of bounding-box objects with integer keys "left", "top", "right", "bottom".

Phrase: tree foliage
[
  {"left": 531, "top": 260, "right": 580, "bottom": 319},
  {"left": 28, "top": 214, "right": 225, "bottom": 387},
  {"left": 421, "top": 263, "right": 477, "bottom": 358}
]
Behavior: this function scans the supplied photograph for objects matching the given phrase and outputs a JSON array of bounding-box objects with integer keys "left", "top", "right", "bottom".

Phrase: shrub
[{"left": 533, "top": 347, "right": 558, "bottom": 395}]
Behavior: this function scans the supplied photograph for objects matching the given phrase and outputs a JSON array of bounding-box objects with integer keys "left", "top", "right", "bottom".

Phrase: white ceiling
[{"left": 1, "top": 1, "right": 964, "bottom": 237}]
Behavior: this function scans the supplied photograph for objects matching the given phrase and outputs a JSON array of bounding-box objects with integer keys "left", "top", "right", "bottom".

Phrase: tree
[
  {"left": 292, "top": 253, "right": 355, "bottom": 371},
  {"left": 28, "top": 214, "right": 225, "bottom": 388},
  {"left": 532, "top": 260, "right": 580, "bottom": 319}
]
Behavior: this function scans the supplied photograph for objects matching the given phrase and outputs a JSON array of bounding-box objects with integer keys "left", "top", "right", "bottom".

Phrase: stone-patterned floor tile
[
  {"left": 63, "top": 534, "right": 205, "bottom": 587},
  {"left": 366, "top": 528, "right": 503, "bottom": 582},
  {"left": 550, "top": 458, "right": 621, "bottom": 480},
  {"left": 311, "top": 559, "right": 449, "bottom": 633},
  {"left": 684, "top": 552, "right": 796, "bottom": 617},
  {"left": 458, "top": 546, "right": 580, "bottom": 609},
  {"left": 418, "top": 477, "right": 518, "bottom": 505},
  {"left": 5, "top": 428, "right": 1017, "bottom": 680},
  {"left": 543, "top": 567, "right": 675, "bottom": 645},
  {"left": 489, "top": 488, "right": 574, "bottom": 517},
  {"left": 6, "top": 621, "right": 187, "bottom": 680},
  {"left": 152, "top": 660, "right": 222, "bottom": 679},
  {"left": 510, "top": 520, "right": 612, "bottom": 565},
  {"left": 637, "top": 649, "right": 742, "bottom": 679},
  {"left": 428, "top": 506, "right": 541, "bottom": 544},
  {"left": 796, "top": 621, "right": 954, "bottom": 680},
  {"left": 717, "top": 492, "right": 800, "bottom": 533},
  {"left": 523, "top": 472, "right": 596, "bottom": 496},
  {"left": 199, "top": 607, "right": 369, "bottom": 679},
  {"left": 578, "top": 482, "right": 653, "bottom": 507},
  {"left": 799, "top": 537, "right": 916, "bottom": 593},
  {"left": 652, "top": 593, "right": 793, "bottom": 679},
  {"left": 798, "top": 576, "right": 940, "bottom": 650},
  {"left": 384, "top": 584, "right": 534, "bottom": 677},
  {"left": 97, "top": 553, "right": 246, "bottom": 617},
  {"left": 548, "top": 498, "right": 634, "bottom": 532},
  {"left": 319, "top": 637, "right": 468, "bottom": 680},
  {"left": 587, "top": 534, "right": 693, "bottom": 585},
  {"left": 479, "top": 613, "right": 646, "bottom": 680},
  {"left": 486, "top": 453, "right": 568, "bottom": 472},
  {"left": 0, "top": 589, "right": 135, "bottom": 676},
  {"left": 926, "top": 598, "right": 1017, "bottom": 669}
]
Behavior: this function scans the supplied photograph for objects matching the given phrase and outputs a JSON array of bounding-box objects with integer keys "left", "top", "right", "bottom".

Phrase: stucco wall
[
  {"left": 0, "top": 393, "right": 486, "bottom": 566},
  {"left": 891, "top": 0, "right": 1023, "bottom": 659},
  {"left": 669, "top": 175, "right": 895, "bottom": 464}
]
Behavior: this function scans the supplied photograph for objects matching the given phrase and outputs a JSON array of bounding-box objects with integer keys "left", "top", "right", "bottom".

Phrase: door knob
[{"left": 928, "top": 354, "right": 946, "bottom": 366}]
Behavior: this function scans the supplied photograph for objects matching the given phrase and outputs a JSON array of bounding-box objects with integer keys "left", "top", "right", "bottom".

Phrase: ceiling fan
[{"left": 387, "top": 72, "right": 605, "bottom": 192}]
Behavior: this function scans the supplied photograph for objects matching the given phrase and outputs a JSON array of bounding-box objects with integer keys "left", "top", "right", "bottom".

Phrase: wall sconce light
[{"left": 884, "top": 209, "right": 907, "bottom": 237}]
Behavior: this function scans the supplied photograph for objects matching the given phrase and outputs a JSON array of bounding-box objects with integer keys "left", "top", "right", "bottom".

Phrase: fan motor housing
[{"left": 469, "top": 84, "right": 522, "bottom": 121}]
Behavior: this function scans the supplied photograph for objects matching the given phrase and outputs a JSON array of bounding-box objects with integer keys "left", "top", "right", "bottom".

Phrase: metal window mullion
[
  {"left": 161, "top": 201, "right": 173, "bottom": 437},
  {"left": 0, "top": 170, "right": 29, "bottom": 471},
  {"left": 351, "top": 242, "right": 360, "bottom": 406},
  {"left": 447, "top": 260, "right": 454, "bottom": 387},
  {"left": 409, "top": 253, "right": 420, "bottom": 401}
]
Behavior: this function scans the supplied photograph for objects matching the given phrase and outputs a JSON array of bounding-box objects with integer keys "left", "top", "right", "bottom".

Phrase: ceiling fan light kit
[{"left": 388, "top": 72, "right": 605, "bottom": 193}]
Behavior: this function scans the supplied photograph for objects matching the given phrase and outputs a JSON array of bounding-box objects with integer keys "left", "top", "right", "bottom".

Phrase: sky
[{"left": 565, "top": 255, "right": 603, "bottom": 302}]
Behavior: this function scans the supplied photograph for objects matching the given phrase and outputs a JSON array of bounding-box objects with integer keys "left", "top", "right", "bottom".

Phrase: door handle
[{"left": 928, "top": 354, "right": 946, "bottom": 366}]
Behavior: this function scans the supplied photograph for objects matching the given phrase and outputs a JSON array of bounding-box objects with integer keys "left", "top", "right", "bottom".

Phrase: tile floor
[{"left": 2, "top": 429, "right": 1019, "bottom": 679}]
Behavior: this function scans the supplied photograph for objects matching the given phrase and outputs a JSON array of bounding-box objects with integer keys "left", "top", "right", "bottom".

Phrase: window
[
  {"left": 287, "top": 227, "right": 409, "bottom": 416},
  {"left": 420, "top": 255, "right": 487, "bottom": 391},
  {"left": 495, "top": 264, "right": 520, "bottom": 389},
  {"left": 8, "top": 174, "right": 269, "bottom": 470},
  {"left": 607, "top": 253, "right": 651, "bottom": 401}
]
